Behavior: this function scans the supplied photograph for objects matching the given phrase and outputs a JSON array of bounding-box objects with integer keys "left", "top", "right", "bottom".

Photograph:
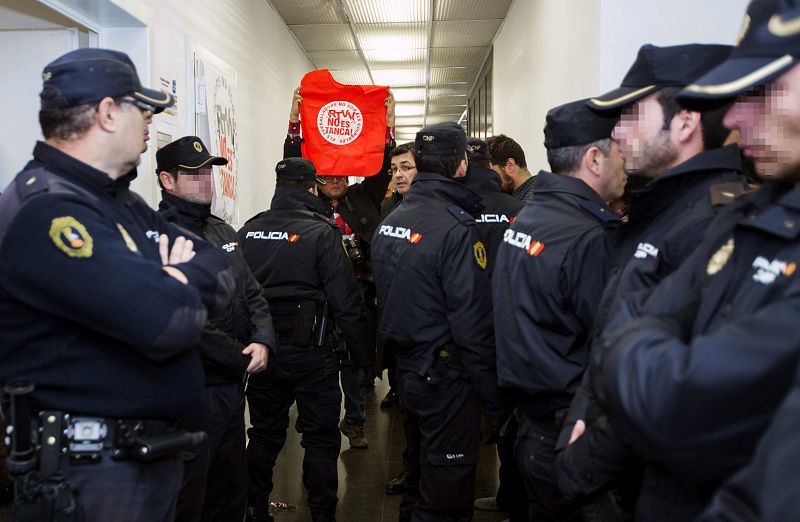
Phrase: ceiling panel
[
  {"left": 432, "top": 20, "right": 502, "bottom": 48},
  {"left": 429, "top": 94, "right": 469, "bottom": 105},
  {"left": 364, "top": 48, "right": 427, "bottom": 69},
  {"left": 425, "top": 114, "right": 461, "bottom": 124},
  {"left": 427, "top": 103, "right": 468, "bottom": 116},
  {"left": 371, "top": 68, "right": 426, "bottom": 87},
  {"left": 395, "top": 116, "right": 425, "bottom": 127},
  {"left": 434, "top": 0, "right": 514, "bottom": 21},
  {"left": 355, "top": 22, "right": 428, "bottom": 50},
  {"left": 307, "top": 50, "right": 364, "bottom": 70},
  {"left": 269, "top": 0, "right": 347, "bottom": 25},
  {"left": 394, "top": 102, "right": 426, "bottom": 117},
  {"left": 289, "top": 24, "right": 357, "bottom": 51},
  {"left": 429, "top": 86, "right": 470, "bottom": 97},
  {"left": 345, "top": 0, "right": 427, "bottom": 23},
  {"left": 430, "top": 66, "right": 476, "bottom": 85},
  {"left": 329, "top": 68, "right": 373, "bottom": 85},
  {"left": 391, "top": 87, "right": 427, "bottom": 102},
  {"left": 430, "top": 46, "right": 488, "bottom": 69}
]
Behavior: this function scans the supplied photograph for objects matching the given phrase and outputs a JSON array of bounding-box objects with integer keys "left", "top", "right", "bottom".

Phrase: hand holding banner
[{"left": 299, "top": 69, "right": 389, "bottom": 177}]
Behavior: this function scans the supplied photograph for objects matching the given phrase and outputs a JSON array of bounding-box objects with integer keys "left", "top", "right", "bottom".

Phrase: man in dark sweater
[{"left": 157, "top": 136, "right": 276, "bottom": 522}]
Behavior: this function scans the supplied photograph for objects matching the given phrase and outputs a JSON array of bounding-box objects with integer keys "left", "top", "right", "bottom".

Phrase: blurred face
[
  {"left": 319, "top": 176, "right": 348, "bottom": 199},
  {"left": 391, "top": 151, "right": 418, "bottom": 196},
  {"left": 724, "top": 63, "right": 800, "bottom": 181},
  {"left": 165, "top": 167, "right": 215, "bottom": 204},
  {"left": 600, "top": 140, "right": 628, "bottom": 201},
  {"left": 613, "top": 94, "right": 677, "bottom": 177}
]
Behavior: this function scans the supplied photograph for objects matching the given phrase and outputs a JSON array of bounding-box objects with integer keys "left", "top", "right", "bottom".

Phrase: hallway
[{"left": 261, "top": 373, "right": 507, "bottom": 521}]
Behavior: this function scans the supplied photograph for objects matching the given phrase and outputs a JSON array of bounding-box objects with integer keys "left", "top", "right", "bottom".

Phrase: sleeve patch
[
  {"left": 473, "top": 241, "right": 487, "bottom": 270},
  {"left": 49, "top": 216, "right": 93, "bottom": 258}
]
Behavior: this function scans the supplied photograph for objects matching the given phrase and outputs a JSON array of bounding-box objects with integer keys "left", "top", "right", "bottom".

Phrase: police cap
[
  {"left": 40, "top": 48, "right": 174, "bottom": 113},
  {"left": 275, "top": 157, "right": 327, "bottom": 185},
  {"left": 544, "top": 99, "right": 618, "bottom": 150},
  {"left": 156, "top": 136, "right": 227, "bottom": 173},
  {"left": 467, "top": 137, "right": 491, "bottom": 161},
  {"left": 415, "top": 122, "right": 467, "bottom": 158},
  {"left": 679, "top": 0, "right": 800, "bottom": 103},
  {"left": 587, "top": 44, "right": 733, "bottom": 111}
]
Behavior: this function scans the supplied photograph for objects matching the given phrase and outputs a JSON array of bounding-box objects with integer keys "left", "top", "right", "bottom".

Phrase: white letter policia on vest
[
  {"left": 378, "top": 225, "right": 423, "bottom": 244},
  {"left": 503, "top": 229, "right": 545, "bottom": 256},
  {"left": 244, "top": 231, "right": 301, "bottom": 242}
]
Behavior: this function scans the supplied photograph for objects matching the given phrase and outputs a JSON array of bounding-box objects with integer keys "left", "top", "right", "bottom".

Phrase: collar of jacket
[
  {"left": 739, "top": 182, "right": 800, "bottom": 239},
  {"left": 408, "top": 171, "right": 484, "bottom": 216},
  {"left": 32, "top": 141, "right": 138, "bottom": 197},
  {"left": 512, "top": 175, "right": 535, "bottom": 198},
  {"left": 630, "top": 144, "right": 743, "bottom": 216},
  {"left": 531, "top": 170, "right": 610, "bottom": 206},
  {"left": 271, "top": 186, "right": 334, "bottom": 217},
  {"left": 461, "top": 166, "right": 502, "bottom": 194},
  {"left": 158, "top": 191, "right": 211, "bottom": 235}
]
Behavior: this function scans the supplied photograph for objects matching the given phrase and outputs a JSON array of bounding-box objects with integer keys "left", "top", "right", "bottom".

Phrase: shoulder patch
[
  {"left": 579, "top": 201, "right": 620, "bottom": 223},
  {"left": 709, "top": 182, "right": 747, "bottom": 206},
  {"left": 49, "top": 216, "right": 93, "bottom": 258},
  {"left": 473, "top": 241, "right": 487, "bottom": 269},
  {"left": 447, "top": 205, "right": 475, "bottom": 225}
]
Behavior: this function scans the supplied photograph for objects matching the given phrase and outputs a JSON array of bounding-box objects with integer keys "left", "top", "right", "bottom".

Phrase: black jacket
[
  {"left": 594, "top": 182, "right": 800, "bottom": 521},
  {"left": 493, "top": 171, "right": 621, "bottom": 419},
  {"left": 700, "top": 357, "right": 800, "bottom": 522},
  {"left": 461, "top": 166, "right": 525, "bottom": 277},
  {"left": 371, "top": 171, "right": 503, "bottom": 425},
  {"left": 0, "top": 142, "right": 234, "bottom": 420},
  {"left": 158, "top": 192, "right": 276, "bottom": 385},
  {"left": 556, "top": 146, "right": 748, "bottom": 501},
  {"left": 284, "top": 138, "right": 393, "bottom": 247},
  {"left": 238, "top": 187, "right": 370, "bottom": 367}
]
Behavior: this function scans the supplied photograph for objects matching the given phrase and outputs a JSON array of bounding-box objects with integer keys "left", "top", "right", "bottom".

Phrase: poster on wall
[{"left": 194, "top": 43, "right": 239, "bottom": 225}]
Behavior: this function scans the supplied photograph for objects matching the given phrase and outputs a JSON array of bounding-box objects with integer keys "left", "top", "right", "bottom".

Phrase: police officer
[
  {"left": 555, "top": 43, "right": 747, "bottom": 515},
  {"left": 0, "top": 48, "right": 234, "bottom": 520},
  {"left": 493, "top": 99, "right": 625, "bottom": 521},
  {"left": 462, "top": 137, "right": 524, "bottom": 277},
  {"left": 371, "top": 122, "right": 504, "bottom": 521},
  {"left": 156, "top": 136, "right": 276, "bottom": 522},
  {"left": 590, "top": 1, "right": 800, "bottom": 518},
  {"left": 239, "top": 158, "right": 371, "bottom": 522},
  {"left": 287, "top": 88, "right": 397, "bottom": 448}
]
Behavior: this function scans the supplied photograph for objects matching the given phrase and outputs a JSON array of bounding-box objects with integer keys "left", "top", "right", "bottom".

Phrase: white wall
[
  {"left": 1, "top": 0, "right": 312, "bottom": 226},
  {"left": 133, "top": 0, "right": 314, "bottom": 225},
  {"left": 493, "top": 0, "right": 750, "bottom": 174}
]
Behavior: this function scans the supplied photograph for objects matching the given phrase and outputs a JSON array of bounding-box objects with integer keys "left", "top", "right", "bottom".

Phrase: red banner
[{"left": 299, "top": 69, "right": 389, "bottom": 177}]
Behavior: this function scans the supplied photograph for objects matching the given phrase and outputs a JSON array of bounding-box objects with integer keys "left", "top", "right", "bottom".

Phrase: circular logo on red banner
[{"left": 317, "top": 101, "right": 363, "bottom": 145}]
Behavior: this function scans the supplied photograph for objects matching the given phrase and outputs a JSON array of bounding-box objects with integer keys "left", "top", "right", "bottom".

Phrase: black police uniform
[
  {"left": 556, "top": 145, "right": 747, "bottom": 502},
  {"left": 593, "top": 181, "right": 800, "bottom": 521},
  {"left": 699, "top": 356, "right": 800, "bottom": 522},
  {"left": 284, "top": 138, "right": 393, "bottom": 249},
  {"left": 238, "top": 175, "right": 370, "bottom": 521},
  {"left": 462, "top": 166, "right": 524, "bottom": 277},
  {"left": 372, "top": 166, "right": 504, "bottom": 521},
  {"left": 493, "top": 169, "right": 621, "bottom": 521},
  {"left": 0, "top": 142, "right": 235, "bottom": 520},
  {"left": 158, "top": 188, "right": 276, "bottom": 522}
]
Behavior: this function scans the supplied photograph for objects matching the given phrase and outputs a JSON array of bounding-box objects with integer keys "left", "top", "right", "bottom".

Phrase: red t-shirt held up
[{"left": 299, "top": 69, "right": 389, "bottom": 177}]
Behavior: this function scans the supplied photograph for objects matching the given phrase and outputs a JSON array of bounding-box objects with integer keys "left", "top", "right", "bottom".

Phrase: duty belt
[{"left": 31, "top": 412, "right": 203, "bottom": 469}]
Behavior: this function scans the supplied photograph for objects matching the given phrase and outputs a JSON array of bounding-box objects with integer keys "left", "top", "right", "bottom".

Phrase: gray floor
[{"left": 260, "top": 372, "right": 510, "bottom": 522}]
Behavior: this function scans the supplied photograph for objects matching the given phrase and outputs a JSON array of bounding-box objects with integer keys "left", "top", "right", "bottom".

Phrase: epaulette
[
  {"left": 579, "top": 200, "right": 620, "bottom": 223},
  {"left": 447, "top": 205, "right": 476, "bottom": 226},
  {"left": 709, "top": 182, "right": 747, "bottom": 206},
  {"left": 17, "top": 167, "right": 50, "bottom": 200}
]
